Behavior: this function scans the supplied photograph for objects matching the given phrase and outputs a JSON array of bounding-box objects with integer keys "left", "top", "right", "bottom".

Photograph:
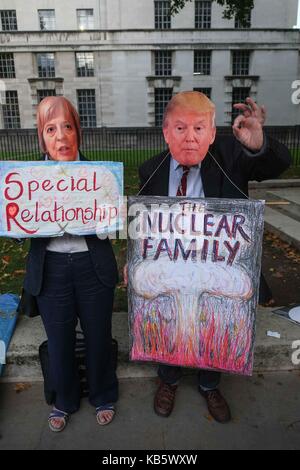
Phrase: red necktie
[{"left": 176, "top": 166, "right": 190, "bottom": 196}]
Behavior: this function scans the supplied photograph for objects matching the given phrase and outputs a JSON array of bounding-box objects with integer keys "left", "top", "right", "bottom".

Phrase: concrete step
[
  {"left": 266, "top": 191, "right": 300, "bottom": 223},
  {"left": 2, "top": 312, "right": 156, "bottom": 381},
  {"left": 267, "top": 188, "right": 300, "bottom": 206},
  {"left": 249, "top": 179, "right": 300, "bottom": 189},
  {"left": 264, "top": 205, "right": 300, "bottom": 250},
  {"left": 1, "top": 308, "right": 300, "bottom": 382}
]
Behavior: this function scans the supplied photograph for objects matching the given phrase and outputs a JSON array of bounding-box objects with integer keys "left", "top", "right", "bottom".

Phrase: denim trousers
[{"left": 36, "top": 251, "right": 118, "bottom": 414}]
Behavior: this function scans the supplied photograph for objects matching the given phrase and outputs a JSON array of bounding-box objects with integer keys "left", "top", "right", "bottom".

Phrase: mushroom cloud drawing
[{"left": 131, "top": 258, "right": 253, "bottom": 355}]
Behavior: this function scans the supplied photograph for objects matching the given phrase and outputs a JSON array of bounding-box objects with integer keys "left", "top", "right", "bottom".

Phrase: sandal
[
  {"left": 48, "top": 408, "right": 69, "bottom": 432},
  {"left": 96, "top": 404, "right": 115, "bottom": 426}
]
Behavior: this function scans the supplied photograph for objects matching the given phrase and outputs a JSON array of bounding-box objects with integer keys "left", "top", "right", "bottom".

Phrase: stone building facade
[{"left": 0, "top": 0, "right": 299, "bottom": 128}]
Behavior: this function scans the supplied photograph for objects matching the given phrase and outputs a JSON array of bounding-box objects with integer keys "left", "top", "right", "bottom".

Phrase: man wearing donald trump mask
[{"left": 137, "top": 91, "right": 291, "bottom": 423}]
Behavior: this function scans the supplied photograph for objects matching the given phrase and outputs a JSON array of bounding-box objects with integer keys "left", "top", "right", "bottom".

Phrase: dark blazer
[
  {"left": 139, "top": 135, "right": 291, "bottom": 198},
  {"left": 138, "top": 134, "right": 292, "bottom": 303},
  {"left": 23, "top": 154, "right": 119, "bottom": 296}
]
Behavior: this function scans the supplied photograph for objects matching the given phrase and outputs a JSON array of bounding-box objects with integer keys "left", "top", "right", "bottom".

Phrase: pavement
[
  {"left": 0, "top": 178, "right": 300, "bottom": 450},
  {"left": 0, "top": 372, "right": 300, "bottom": 450}
]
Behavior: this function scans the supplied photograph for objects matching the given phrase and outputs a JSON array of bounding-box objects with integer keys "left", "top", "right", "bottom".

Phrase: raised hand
[{"left": 232, "top": 97, "right": 266, "bottom": 151}]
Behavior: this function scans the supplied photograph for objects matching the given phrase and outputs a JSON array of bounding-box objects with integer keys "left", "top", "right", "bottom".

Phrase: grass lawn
[
  {"left": 1, "top": 145, "right": 299, "bottom": 169},
  {"left": 287, "top": 148, "right": 300, "bottom": 176},
  {"left": 281, "top": 165, "right": 300, "bottom": 179},
  {"left": 0, "top": 239, "right": 30, "bottom": 295},
  {"left": 291, "top": 147, "right": 300, "bottom": 160},
  {"left": 0, "top": 149, "right": 163, "bottom": 166}
]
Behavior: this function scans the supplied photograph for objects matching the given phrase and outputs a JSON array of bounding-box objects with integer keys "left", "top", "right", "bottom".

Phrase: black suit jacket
[
  {"left": 139, "top": 135, "right": 291, "bottom": 198},
  {"left": 138, "top": 134, "right": 292, "bottom": 303},
  {"left": 23, "top": 154, "right": 119, "bottom": 296}
]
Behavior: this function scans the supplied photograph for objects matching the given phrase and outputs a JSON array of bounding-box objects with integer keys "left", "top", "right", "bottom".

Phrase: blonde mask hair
[{"left": 163, "top": 91, "right": 216, "bottom": 128}]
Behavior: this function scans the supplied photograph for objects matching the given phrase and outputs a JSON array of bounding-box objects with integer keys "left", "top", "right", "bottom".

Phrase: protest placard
[
  {"left": 0, "top": 161, "right": 123, "bottom": 238},
  {"left": 128, "top": 196, "right": 265, "bottom": 375}
]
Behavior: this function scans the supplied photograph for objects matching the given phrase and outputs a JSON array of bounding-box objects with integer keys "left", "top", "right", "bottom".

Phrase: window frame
[
  {"left": 195, "top": 1, "right": 212, "bottom": 29},
  {"left": 154, "top": 87, "right": 173, "bottom": 127},
  {"left": 0, "top": 10, "right": 18, "bottom": 31},
  {"left": 0, "top": 53, "right": 15, "bottom": 79},
  {"left": 2, "top": 90, "right": 20, "bottom": 129},
  {"left": 193, "top": 87, "right": 212, "bottom": 99},
  {"left": 77, "top": 89, "right": 97, "bottom": 128},
  {"left": 38, "top": 9, "right": 56, "bottom": 31},
  {"left": 37, "top": 89, "right": 56, "bottom": 103},
  {"left": 154, "top": 50, "right": 172, "bottom": 76},
  {"left": 76, "top": 9, "right": 94, "bottom": 31},
  {"left": 232, "top": 50, "right": 250, "bottom": 76},
  {"left": 154, "top": 1, "right": 171, "bottom": 30},
  {"left": 37, "top": 53, "right": 56, "bottom": 78},
  {"left": 194, "top": 50, "right": 211, "bottom": 76},
  {"left": 75, "top": 52, "right": 95, "bottom": 78}
]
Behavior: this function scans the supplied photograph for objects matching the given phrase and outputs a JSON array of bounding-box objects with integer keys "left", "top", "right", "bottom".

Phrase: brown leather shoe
[
  {"left": 199, "top": 388, "right": 231, "bottom": 423},
  {"left": 154, "top": 380, "right": 178, "bottom": 417}
]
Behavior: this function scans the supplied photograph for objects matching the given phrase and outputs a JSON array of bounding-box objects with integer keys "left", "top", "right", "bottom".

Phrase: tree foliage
[{"left": 170, "top": 0, "right": 254, "bottom": 26}]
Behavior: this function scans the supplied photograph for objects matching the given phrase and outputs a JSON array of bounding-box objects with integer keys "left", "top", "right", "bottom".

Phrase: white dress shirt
[
  {"left": 45, "top": 153, "right": 89, "bottom": 253},
  {"left": 168, "top": 157, "right": 205, "bottom": 197}
]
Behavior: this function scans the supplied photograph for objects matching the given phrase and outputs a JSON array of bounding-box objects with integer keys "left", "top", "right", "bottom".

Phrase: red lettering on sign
[
  {"left": 6, "top": 202, "right": 37, "bottom": 234},
  {"left": 28, "top": 180, "right": 39, "bottom": 200},
  {"left": 42, "top": 180, "right": 54, "bottom": 192},
  {"left": 4, "top": 172, "right": 24, "bottom": 201},
  {"left": 57, "top": 179, "right": 68, "bottom": 191}
]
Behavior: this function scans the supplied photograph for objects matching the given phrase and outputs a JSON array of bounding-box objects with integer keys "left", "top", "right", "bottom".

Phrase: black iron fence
[{"left": 0, "top": 126, "right": 299, "bottom": 167}]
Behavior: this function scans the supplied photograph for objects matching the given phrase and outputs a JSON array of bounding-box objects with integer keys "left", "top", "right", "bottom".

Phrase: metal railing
[{"left": 0, "top": 126, "right": 299, "bottom": 167}]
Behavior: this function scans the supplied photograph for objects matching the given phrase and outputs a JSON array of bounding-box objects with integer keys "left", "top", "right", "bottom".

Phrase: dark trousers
[
  {"left": 36, "top": 251, "right": 118, "bottom": 414},
  {"left": 158, "top": 364, "right": 221, "bottom": 391}
]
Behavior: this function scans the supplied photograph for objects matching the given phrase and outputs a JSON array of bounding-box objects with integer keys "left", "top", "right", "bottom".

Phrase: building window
[
  {"left": 155, "top": 51, "right": 172, "bottom": 76},
  {"left": 77, "top": 89, "right": 97, "bottom": 127},
  {"left": 0, "top": 10, "right": 17, "bottom": 31},
  {"left": 232, "top": 51, "right": 250, "bottom": 76},
  {"left": 2, "top": 90, "right": 20, "bottom": 128},
  {"left": 235, "top": 11, "right": 251, "bottom": 29},
  {"left": 37, "top": 89, "right": 56, "bottom": 103},
  {"left": 193, "top": 87, "right": 212, "bottom": 99},
  {"left": 38, "top": 10, "right": 56, "bottom": 30},
  {"left": 37, "top": 53, "right": 55, "bottom": 78},
  {"left": 155, "top": 88, "right": 173, "bottom": 126},
  {"left": 155, "top": 1, "right": 171, "bottom": 29},
  {"left": 77, "top": 9, "right": 94, "bottom": 30},
  {"left": 0, "top": 53, "right": 15, "bottom": 79},
  {"left": 76, "top": 52, "right": 94, "bottom": 77},
  {"left": 194, "top": 50, "right": 211, "bottom": 75},
  {"left": 232, "top": 87, "right": 251, "bottom": 123},
  {"left": 195, "top": 1, "right": 212, "bottom": 29}
]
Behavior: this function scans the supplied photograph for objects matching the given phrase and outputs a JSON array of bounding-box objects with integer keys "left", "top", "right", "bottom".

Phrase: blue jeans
[
  {"left": 158, "top": 364, "right": 221, "bottom": 391},
  {"left": 36, "top": 251, "right": 118, "bottom": 414}
]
